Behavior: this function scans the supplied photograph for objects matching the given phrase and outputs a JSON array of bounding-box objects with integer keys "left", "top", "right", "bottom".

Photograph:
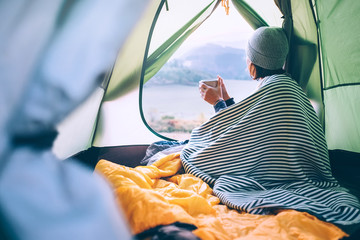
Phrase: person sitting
[
  {"left": 181, "top": 26, "right": 360, "bottom": 232},
  {"left": 199, "top": 27, "right": 288, "bottom": 113}
]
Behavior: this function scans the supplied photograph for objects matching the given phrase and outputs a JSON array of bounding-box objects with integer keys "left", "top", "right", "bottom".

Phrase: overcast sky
[
  {"left": 150, "top": 0, "right": 253, "bottom": 57},
  {"left": 149, "top": 0, "right": 282, "bottom": 58}
]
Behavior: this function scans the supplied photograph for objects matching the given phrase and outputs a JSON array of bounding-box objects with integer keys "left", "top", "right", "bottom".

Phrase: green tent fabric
[
  {"left": 289, "top": 0, "right": 323, "bottom": 124},
  {"left": 102, "top": 0, "right": 164, "bottom": 101},
  {"left": 315, "top": 0, "right": 360, "bottom": 153}
]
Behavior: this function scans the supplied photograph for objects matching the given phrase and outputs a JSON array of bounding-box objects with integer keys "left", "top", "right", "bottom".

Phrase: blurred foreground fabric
[{"left": 0, "top": 0, "right": 149, "bottom": 239}]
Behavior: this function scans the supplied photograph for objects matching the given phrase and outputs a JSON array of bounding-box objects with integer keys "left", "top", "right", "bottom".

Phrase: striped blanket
[{"left": 180, "top": 74, "right": 360, "bottom": 227}]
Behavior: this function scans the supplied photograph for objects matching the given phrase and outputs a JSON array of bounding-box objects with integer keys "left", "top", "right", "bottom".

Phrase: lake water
[
  {"left": 142, "top": 80, "right": 259, "bottom": 119},
  {"left": 142, "top": 80, "right": 259, "bottom": 140}
]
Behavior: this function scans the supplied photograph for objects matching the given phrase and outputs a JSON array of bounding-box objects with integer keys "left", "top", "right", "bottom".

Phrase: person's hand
[
  {"left": 199, "top": 80, "right": 223, "bottom": 105},
  {"left": 218, "top": 76, "right": 231, "bottom": 101}
]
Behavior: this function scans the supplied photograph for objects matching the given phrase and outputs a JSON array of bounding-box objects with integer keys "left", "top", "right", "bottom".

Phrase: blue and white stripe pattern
[{"left": 180, "top": 74, "right": 360, "bottom": 226}]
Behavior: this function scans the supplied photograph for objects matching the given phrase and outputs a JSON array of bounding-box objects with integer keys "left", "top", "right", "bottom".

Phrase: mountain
[
  {"left": 146, "top": 43, "right": 251, "bottom": 86},
  {"left": 181, "top": 44, "right": 250, "bottom": 80},
  {"left": 146, "top": 60, "right": 213, "bottom": 86}
]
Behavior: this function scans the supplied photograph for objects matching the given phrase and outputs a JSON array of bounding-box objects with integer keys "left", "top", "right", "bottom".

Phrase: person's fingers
[
  {"left": 216, "top": 76, "right": 221, "bottom": 87},
  {"left": 199, "top": 82, "right": 207, "bottom": 89},
  {"left": 217, "top": 76, "right": 224, "bottom": 87}
]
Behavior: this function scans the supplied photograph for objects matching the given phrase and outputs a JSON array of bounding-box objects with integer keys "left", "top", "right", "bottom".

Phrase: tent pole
[{"left": 308, "top": 0, "right": 325, "bottom": 130}]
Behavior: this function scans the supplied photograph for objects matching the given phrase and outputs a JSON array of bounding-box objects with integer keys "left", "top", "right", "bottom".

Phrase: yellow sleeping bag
[{"left": 95, "top": 153, "right": 347, "bottom": 240}]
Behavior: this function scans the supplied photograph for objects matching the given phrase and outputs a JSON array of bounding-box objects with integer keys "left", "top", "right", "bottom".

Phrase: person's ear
[{"left": 249, "top": 62, "right": 257, "bottom": 80}]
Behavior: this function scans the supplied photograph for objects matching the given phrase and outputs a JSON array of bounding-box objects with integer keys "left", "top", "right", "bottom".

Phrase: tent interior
[
  {"left": 1, "top": 0, "right": 360, "bottom": 239},
  {"left": 56, "top": 0, "right": 359, "bottom": 237},
  {"left": 55, "top": 0, "right": 360, "bottom": 198}
]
